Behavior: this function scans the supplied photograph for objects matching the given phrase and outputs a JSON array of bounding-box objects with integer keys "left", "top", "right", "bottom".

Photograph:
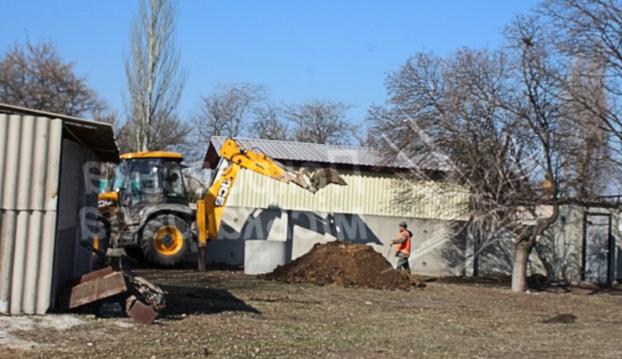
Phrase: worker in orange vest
[{"left": 391, "top": 221, "right": 412, "bottom": 273}]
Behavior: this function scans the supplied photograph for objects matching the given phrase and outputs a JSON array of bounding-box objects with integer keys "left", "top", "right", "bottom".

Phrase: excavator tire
[{"left": 140, "top": 213, "right": 190, "bottom": 266}]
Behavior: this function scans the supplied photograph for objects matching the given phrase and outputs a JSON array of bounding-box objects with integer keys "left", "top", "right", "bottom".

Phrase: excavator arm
[{"left": 195, "top": 138, "right": 346, "bottom": 270}]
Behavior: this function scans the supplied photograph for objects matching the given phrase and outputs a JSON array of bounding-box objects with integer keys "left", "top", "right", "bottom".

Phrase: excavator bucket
[
  {"left": 310, "top": 168, "right": 347, "bottom": 191},
  {"left": 290, "top": 168, "right": 347, "bottom": 193}
]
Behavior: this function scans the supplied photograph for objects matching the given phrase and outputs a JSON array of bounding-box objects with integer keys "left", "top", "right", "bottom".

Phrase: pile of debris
[
  {"left": 263, "top": 241, "right": 423, "bottom": 290},
  {"left": 66, "top": 266, "right": 165, "bottom": 324}
]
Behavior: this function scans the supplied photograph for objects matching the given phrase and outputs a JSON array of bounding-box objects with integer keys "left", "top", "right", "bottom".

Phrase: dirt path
[{"left": 2, "top": 269, "right": 621, "bottom": 358}]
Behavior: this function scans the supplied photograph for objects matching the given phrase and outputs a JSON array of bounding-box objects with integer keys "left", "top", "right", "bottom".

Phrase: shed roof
[
  {"left": 0, "top": 103, "right": 119, "bottom": 162},
  {"left": 204, "top": 136, "right": 451, "bottom": 172}
]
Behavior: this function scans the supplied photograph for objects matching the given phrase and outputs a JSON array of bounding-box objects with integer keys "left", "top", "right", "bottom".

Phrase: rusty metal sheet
[
  {"left": 78, "top": 266, "right": 114, "bottom": 284},
  {"left": 127, "top": 296, "right": 158, "bottom": 324},
  {"left": 68, "top": 272, "right": 127, "bottom": 309}
]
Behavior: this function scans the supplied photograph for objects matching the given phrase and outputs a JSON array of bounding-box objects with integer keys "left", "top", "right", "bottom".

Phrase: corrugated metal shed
[
  {"left": 204, "top": 136, "right": 451, "bottom": 171},
  {"left": 0, "top": 114, "right": 62, "bottom": 314},
  {"left": 0, "top": 103, "right": 118, "bottom": 314},
  {"left": 227, "top": 169, "right": 469, "bottom": 221}
]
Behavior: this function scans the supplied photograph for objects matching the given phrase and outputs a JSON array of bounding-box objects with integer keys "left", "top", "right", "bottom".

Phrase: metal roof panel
[
  {"left": 0, "top": 103, "right": 119, "bottom": 162},
  {"left": 205, "top": 136, "right": 451, "bottom": 171}
]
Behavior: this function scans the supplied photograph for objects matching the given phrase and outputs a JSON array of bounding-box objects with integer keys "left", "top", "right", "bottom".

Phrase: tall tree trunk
[
  {"left": 511, "top": 205, "right": 559, "bottom": 293},
  {"left": 511, "top": 240, "right": 532, "bottom": 292}
]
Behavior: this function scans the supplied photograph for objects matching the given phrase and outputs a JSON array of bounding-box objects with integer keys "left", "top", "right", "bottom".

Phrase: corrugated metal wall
[
  {"left": 0, "top": 114, "right": 63, "bottom": 314},
  {"left": 227, "top": 169, "right": 469, "bottom": 221},
  {"left": 50, "top": 138, "right": 98, "bottom": 308}
]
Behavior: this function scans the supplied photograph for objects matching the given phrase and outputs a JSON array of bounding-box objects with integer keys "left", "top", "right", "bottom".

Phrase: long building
[{"left": 202, "top": 136, "right": 470, "bottom": 275}]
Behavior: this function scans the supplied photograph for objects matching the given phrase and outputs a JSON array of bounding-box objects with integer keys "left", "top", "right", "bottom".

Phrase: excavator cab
[{"left": 112, "top": 152, "right": 188, "bottom": 210}]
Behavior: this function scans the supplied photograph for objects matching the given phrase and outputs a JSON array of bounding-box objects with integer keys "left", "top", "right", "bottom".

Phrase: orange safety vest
[{"left": 396, "top": 229, "right": 411, "bottom": 256}]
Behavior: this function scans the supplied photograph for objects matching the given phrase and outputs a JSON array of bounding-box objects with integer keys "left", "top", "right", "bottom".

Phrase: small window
[{"left": 162, "top": 160, "right": 186, "bottom": 199}]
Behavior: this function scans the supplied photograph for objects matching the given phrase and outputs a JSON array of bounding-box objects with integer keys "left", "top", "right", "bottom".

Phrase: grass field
[{"left": 1, "top": 269, "right": 621, "bottom": 358}]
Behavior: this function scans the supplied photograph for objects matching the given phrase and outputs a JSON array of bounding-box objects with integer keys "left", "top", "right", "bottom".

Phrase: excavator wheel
[{"left": 140, "top": 213, "right": 190, "bottom": 266}]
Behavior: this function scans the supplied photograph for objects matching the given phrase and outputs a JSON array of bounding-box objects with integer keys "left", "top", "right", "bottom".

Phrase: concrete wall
[
  {"left": 206, "top": 204, "right": 622, "bottom": 284},
  {"left": 205, "top": 205, "right": 466, "bottom": 276},
  {"left": 472, "top": 205, "right": 622, "bottom": 284}
]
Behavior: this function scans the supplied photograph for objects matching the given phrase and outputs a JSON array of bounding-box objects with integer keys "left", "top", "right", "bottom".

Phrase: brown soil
[{"left": 262, "top": 241, "right": 419, "bottom": 290}]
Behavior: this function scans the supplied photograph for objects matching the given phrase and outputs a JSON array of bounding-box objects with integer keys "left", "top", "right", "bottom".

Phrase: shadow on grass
[
  {"left": 582, "top": 283, "right": 622, "bottom": 296},
  {"left": 431, "top": 274, "right": 546, "bottom": 289},
  {"left": 122, "top": 254, "right": 244, "bottom": 271},
  {"left": 432, "top": 274, "right": 622, "bottom": 296},
  {"left": 161, "top": 284, "right": 260, "bottom": 316},
  {"left": 432, "top": 275, "right": 511, "bottom": 287}
]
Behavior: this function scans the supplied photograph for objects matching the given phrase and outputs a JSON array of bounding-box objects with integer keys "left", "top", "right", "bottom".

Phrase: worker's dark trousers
[{"left": 395, "top": 255, "right": 411, "bottom": 273}]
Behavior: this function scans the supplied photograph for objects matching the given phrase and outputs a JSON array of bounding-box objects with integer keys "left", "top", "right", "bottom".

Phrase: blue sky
[{"left": 0, "top": 0, "right": 539, "bottom": 125}]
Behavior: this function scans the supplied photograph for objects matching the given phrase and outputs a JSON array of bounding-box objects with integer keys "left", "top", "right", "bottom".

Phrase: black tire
[{"left": 140, "top": 213, "right": 190, "bottom": 266}]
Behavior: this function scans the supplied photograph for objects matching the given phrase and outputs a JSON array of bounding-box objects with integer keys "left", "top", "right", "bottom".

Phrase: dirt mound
[{"left": 262, "top": 241, "right": 421, "bottom": 290}]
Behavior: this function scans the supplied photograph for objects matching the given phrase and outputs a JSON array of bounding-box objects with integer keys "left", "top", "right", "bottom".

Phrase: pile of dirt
[{"left": 262, "top": 241, "right": 421, "bottom": 290}]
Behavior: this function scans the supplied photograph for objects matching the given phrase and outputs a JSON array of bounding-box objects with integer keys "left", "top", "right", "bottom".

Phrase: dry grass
[{"left": 2, "top": 269, "right": 622, "bottom": 358}]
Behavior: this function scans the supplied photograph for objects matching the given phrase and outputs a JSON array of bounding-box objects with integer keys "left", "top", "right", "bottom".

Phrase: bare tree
[
  {"left": 368, "top": 16, "right": 580, "bottom": 292},
  {"left": 367, "top": 0, "right": 622, "bottom": 292},
  {"left": 367, "top": 49, "right": 529, "bottom": 278},
  {"left": 540, "top": 0, "right": 622, "bottom": 155},
  {"left": 285, "top": 99, "right": 355, "bottom": 144},
  {"left": 503, "top": 15, "right": 568, "bottom": 292},
  {"left": 538, "top": 0, "right": 622, "bottom": 192},
  {"left": 559, "top": 58, "right": 612, "bottom": 200},
  {"left": 192, "top": 83, "right": 266, "bottom": 148},
  {"left": 91, "top": 108, "right": 137, "bottom": 154},
  {"left": 0, "top": 41, "right": 104, "bottom": 117},
  {"left": 124, "top": 0, "right": 186, "bottom": 152},
  {"left": 251, "top": 104, "right": 290, "bottom": 140}
]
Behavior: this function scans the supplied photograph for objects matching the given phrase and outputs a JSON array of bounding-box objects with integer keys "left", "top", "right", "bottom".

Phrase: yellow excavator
[{"left": 97, "top": 138, "right": 346, "bottom": 269}]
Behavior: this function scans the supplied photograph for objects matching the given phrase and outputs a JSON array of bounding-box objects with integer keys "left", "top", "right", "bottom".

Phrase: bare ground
[{"left": 1, "top": 269, "right": 621, "bottom": 358}]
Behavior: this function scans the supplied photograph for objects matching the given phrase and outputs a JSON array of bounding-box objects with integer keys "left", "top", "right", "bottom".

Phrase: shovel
[{"left": 381, "top": 244, "right": 395, "bottom": 274}]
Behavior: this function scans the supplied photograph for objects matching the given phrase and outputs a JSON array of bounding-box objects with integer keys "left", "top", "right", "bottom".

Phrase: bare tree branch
[
  {"left": 192, "top": 83, "right": 266, "bottom": 150},
  {"left": 285, "top": 99, "right": 356, "bottom": 145},
  {"left": 0, "top": 41, "right": 104, "bottom": 117},
  {"left": 251, "top": 104, "right": 290, "bottom": 140},
  {"left": 124, "top": 0, "right": 186, "bottom": 152}
]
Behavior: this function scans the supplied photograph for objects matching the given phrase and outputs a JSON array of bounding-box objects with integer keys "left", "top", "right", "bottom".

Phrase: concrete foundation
[
  {"left": 244, "top": 240, "right": 288, "bottom": 275},
  {"left": 203, "top": 204, "right": 622, "bottom": 284},
  {"left": 205, "top": 206, "right": 466, "bottom": 277}
]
